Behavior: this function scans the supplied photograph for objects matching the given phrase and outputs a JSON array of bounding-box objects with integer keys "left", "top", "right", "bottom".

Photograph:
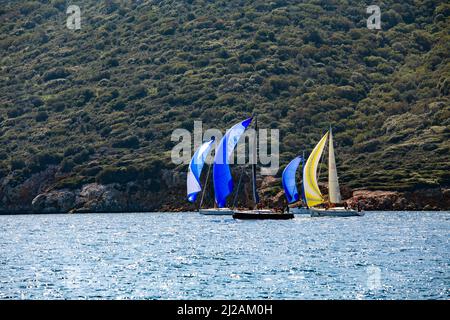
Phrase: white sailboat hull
[
  {"left": 290, "top": 207, "right": 311, "bottom": 215},
  {"left": 199, "top": 208, "right": 234, "bottom": 215},
  {"left": 309, "top": 207, "right": 364, "bottom": 217}
]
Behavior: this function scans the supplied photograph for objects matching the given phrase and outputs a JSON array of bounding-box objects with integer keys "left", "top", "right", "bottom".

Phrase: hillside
[{"left": 0, "top": 0, "right": 449, "bottom": 212}]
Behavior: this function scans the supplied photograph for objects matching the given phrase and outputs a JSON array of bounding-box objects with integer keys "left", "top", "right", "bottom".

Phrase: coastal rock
[
  {"left": 345, "top": 188, "right": 449, "bottom": 211},
  {"left": 161, "top": 169, "right": 184, "bottom": 189},
  {"left": 0, "top": 166, "right": 59, "bottom": 214},
  {"left": 73, "top": 183, "right": 125, "bottom": 213},
  {"left": 347, "top": 190, "right": 400, "bottom": 211},
  {"left": 78, "top": 183, "right": 107, "bottom": 202},
  {"left": 405, "top": 187, "right": 450, "bottom": 210},
  {"left": 260, "top": 175, "right": 277, "bottom": 189},
  {"left": 2, "top": 165, "right": 449, "bottom": 213},
  {"left": 31, "top": 189, "right": 75, "bottom": 213}
]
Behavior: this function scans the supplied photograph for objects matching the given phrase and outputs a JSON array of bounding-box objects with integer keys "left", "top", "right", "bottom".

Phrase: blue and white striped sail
[
  {"left": 187, "top": 138, "right": 215, "bottom": 202},
  {"left": 282, "top": 156, "right": 304, "bottom": 203},
  {"left": 213, "top": 117, "right": 253, "bottom": 208}
]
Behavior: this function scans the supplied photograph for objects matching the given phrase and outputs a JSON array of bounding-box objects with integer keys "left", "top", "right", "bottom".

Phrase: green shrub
[
  {"left": 72, "top": 149, "right": 91, "bottom": 164},
  {"left": 42, "top": 67, "right": 70, "bottom": 81},
  {"left": 111, "top": 100, "right": 126, "bottom": 110},
  {"left": 0, "top": 0, "right": 448, "bottom": 196},
  {"left": 96, "top": 166, "right": 138, "bottom": 184},
  {"left": 112, "top": 136, "right": 140, "bottom": 149},
  {"left": 7, "top": 108, "right": 24, "bottom": 118},
  {"left": 61, "top": 158, "right": 75, "bottom": 173},
  {"left": 11, "top": 159, "right": 26, "bottom": 171},
  {"left": 35, "top": 111, "right": 48, "bottom": 122}
]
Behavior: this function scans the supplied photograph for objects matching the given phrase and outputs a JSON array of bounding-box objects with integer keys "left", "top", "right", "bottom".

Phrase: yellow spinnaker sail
[{"left": 303, "top": 132, "right": 329, "bottom": 207}]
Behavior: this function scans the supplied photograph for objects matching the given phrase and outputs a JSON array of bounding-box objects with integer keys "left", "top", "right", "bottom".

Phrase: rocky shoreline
[{"left": 0, "top": 167, "right": 449, "bottom": 214}]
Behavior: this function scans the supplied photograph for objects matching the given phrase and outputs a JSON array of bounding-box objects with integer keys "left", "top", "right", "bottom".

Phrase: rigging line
[
  {"left": 199, "top": 161, "right": 212, "bottom": 210},
  {"left": 232, "top": 164, "right": 246, "bottom": 209}
]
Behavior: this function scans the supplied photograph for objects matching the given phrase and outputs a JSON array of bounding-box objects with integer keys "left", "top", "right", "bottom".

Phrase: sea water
[{"left": 0, "top": 211, "right": 448, "bottom": 299}]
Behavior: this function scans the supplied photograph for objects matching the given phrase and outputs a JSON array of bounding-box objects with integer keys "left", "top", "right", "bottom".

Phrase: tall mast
[
  {"left": 300, "top": 150, "right": 307, "bottom": 206},
  {"left": 199, "top": 162, "right": 212, "bottom": 210},
  {"left": 328, "top": 128, "right": 341, "bottom": 203},
  {"left": 251, "top": 115, "right": 259, "bottom": 207}
]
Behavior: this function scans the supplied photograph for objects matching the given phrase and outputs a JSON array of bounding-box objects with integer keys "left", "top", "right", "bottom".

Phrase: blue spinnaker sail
[
  {"left": 282, "top": 156, "right": 304, "bottom": 203},
  {"left": 187, "top": 138, "right": 215, "bottom": 202},
  {"left": 213, "top": 117, "right": 252, "bottom": 207}
]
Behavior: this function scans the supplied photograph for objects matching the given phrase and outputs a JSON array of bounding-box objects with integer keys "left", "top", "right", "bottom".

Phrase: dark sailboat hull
[{"left": 233, "top": 211, "right": 294, "bottom": 220}]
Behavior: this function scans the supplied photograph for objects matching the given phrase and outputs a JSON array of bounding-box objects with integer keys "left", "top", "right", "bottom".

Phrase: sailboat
[
  {"left": 281, "top": 155, "right": 310, "bottom": 214},
  {"left": 232, "top": 116, "right": 294, "bottom": 220},
  {"left": 187, "top": 117, "right": 253, "bottom": 215},
  {"left": 187, "top": 137, "right": 226, "bottom": 213},
  {"left": 303, "top": 129, "right": 364, "bottom": 217}
]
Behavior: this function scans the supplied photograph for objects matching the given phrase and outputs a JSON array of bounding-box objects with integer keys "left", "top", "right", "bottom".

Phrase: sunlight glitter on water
[{"left": 0, "top": 211, "right": 448, "bottom": 299}]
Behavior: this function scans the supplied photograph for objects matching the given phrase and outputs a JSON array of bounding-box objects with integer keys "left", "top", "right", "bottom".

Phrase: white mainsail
[{"left": 328, "top": 129, "right": 341, "bottom": 204}]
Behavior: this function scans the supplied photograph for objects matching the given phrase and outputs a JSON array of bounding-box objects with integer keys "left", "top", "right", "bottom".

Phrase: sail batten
[
  {"left": 302, "top": 132, "right": 329, "bottom": 207},
  {"left": 187, "top": 139, "right": 215, "bottom": 202},
  {"left": 328, "top": 129, "right": 341, "bottom": 203},
  {"left": 213, "top": 117, "right": 252, "bottom": 208}
]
